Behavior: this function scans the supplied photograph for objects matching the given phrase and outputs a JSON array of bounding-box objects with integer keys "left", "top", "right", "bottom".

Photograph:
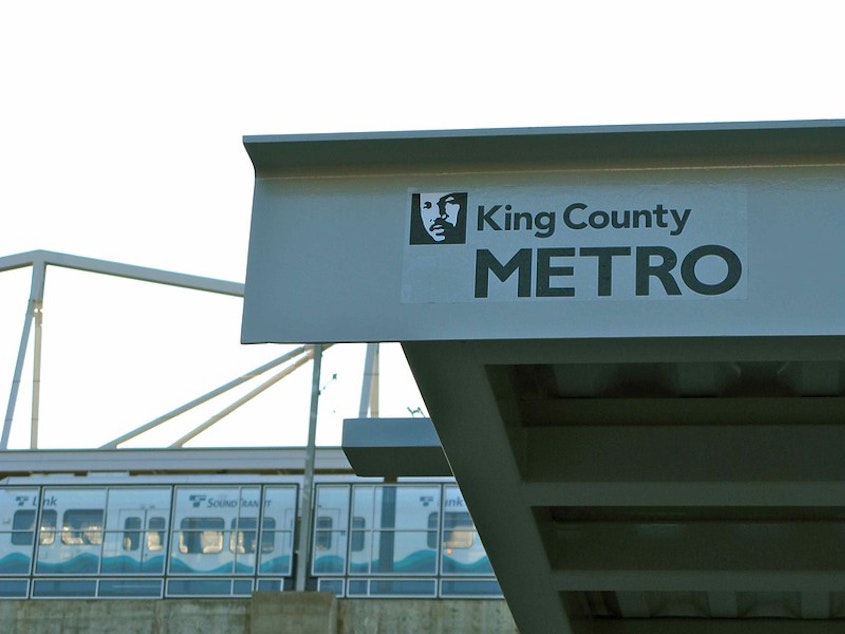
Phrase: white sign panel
[{"left": 401, "top": 186, "right": 746, "bottom": 303}]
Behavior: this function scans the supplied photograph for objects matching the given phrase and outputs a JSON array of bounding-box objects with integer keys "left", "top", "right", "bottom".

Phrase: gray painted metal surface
[
  {"left": 241, "top": 121, "right": 845, "bottom": 633},
  {"left": 342, "top": 417, "right": 451, "bottom": 477},
  {"left": 242, "top": 120, "right": 845, "bottom": 343}
]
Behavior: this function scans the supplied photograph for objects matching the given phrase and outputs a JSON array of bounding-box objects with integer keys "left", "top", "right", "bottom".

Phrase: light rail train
[{"left": 0, "top": 449, "right": 499, "bottom": 600}]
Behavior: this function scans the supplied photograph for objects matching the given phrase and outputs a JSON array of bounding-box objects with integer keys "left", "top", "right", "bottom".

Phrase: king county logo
[{"left": 409, "top": 192, "right": 468, "bottom": 245}]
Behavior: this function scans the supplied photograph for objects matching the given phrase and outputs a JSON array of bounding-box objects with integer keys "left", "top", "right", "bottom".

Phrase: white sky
[{"left": 1, "top": 1, "right": 843, "bottom": 448}]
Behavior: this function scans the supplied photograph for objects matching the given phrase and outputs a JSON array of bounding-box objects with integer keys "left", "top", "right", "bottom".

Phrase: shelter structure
[{"left": 242, "top": 120, "right": 845, "bottom": 633}]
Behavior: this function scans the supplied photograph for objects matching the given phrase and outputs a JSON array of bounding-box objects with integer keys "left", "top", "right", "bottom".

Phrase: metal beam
[
  {"left": 168, "top": 348, "right": 315, "bottom": 448},
  {"left": 523, "top": 481, "right": 845, "bottom": 508},
  {"left": 0, "top": 447, "right": 352, "bottom": 475},
  {"left": 403, "top": 340, "right": 573, "bottom": 634},
  {"left": 358, "top": 343, "right": 378, "bottom": 417},
  {"left": 244, "top": 120, "right": 845, "bottom": 178},
  {"left": 588, "top": 619, "right": 845, "bottom": 634},
  {"left": 342, "top": 417, "right": 451, "bottom": 477},
  {"left": 0, "top": 250, "right": 243, "bottom": 296},
  {"left": 296, "top": 344, "right": 323, "bottom": 592},
  {"left": 2, "top": 259, "right": 46, "bottom": 449},
  {"left": 101, "top": 345, "right": 311, "bottom": 448},
  {"left": 544, "top": 519, "right": 845, "bottom": 577},
  {"left": 523, "top": 424, "right": 845, "bottom": 484},
  {"left": 553, "top": 570, "right": 845, "bottom": 593},
  {"left": 519, "top": 396, "right": 845, "bottom": 427}
]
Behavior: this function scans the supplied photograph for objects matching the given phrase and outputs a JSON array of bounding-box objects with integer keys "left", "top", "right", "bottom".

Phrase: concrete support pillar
[{"left": 251, "top": 592, "right": 337, "bottom": 634}]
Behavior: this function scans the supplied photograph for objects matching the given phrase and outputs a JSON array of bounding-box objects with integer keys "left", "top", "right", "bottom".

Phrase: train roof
[{"left": 0, "top": 447, "right": 354, "bottom": 478}]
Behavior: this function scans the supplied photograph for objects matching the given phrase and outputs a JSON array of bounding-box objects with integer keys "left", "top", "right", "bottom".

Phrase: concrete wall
[
  {"left": 338, "top": 598, "right": 518, "bottom": 634},
  {"left": 0, "top": 596, "right": 517, "bottom": 634},
  {"left": 0, "top": 599, "right": 250, "bottom": 634}
]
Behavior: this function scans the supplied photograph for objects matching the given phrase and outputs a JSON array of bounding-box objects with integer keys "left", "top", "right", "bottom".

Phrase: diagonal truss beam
[{"left": 102, "top": 345, "right": 312, "bottom": 448}]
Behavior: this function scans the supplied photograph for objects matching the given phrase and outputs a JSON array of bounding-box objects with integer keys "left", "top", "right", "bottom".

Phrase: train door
[
  {"left": 112, "top": 509, "right": 167, "bottom": 574},
  {"left": 102, "top": 487, "right": 171, "bottom": 576}
]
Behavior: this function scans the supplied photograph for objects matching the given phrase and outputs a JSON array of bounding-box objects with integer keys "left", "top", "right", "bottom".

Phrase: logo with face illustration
[{"left": 409, "top": 192, "right": 468, "bottom": 245}]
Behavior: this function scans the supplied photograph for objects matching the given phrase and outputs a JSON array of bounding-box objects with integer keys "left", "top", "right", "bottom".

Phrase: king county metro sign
[
  {"left": 240, "top": 123, "right": 845, "bottom": 342},
  {"left": 401, "top": 184, "right": 746, "bottom": 303}
]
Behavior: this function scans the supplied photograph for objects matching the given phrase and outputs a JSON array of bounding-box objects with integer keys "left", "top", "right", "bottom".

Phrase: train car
[
  {"left": 311, "top": 482, "right": 496, "bottom": 599},
  {"left": 0, "top": 449, "right": 500, "bottom": 600}
]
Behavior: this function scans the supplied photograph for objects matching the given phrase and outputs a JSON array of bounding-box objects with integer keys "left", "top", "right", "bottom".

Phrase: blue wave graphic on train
[
  {"left": 258, "top": 556, "right": 291, "bottom": 574},
  {"left": 166, "top": 556, "right": 290, "bottom": 575},
  {"left": 314, "top": 553, "right": 438, "bottom": 574},
  {"left": 315, "top": 551, "right": 491, "bottom": 575},
  {"left": 101, "top": 556, "right": 166, "bottom": 574},
  {"left": 168, "top": 559, "right": 255, "bottom": 575},
  {"left": 35, "top": 553, "right": 101, "bottom": 574},
  {"left": 0, "top": 553, "right": 31, "bottom": 574},
  {"left": 441, "top": 556, "right": 493, "bottom": 575},
  {"left": 31, "top": 555, "right": 168, "bottom": 575}
]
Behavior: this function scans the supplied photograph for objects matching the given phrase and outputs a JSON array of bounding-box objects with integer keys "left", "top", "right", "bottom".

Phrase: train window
[
  {"left": 258, "top": 518, "right": 276, "bottom": 553},
  {"left": 39, "top": 510, "right": 57, "bottom": 546},
  {"left": 11, "top": 510, "right": 35, "bottom": 546},
  {"left": 229, "top": 517, "right": 276, "bottom": 554},
  {"left": 427, "top": 513, "right": 439, "bottom": 549},
  {"left": 61, "top": 509, "right": 104, "bottom": 546},
  {"left": 147, "top": 516, "right": 165, "bottom": 552},
  {"left": 443, "top": 512, "right": 474, "bottom": 549},
  {"left": 314, "top": 516, "right": 333, "bottom": 551},
  {"left": 123, "top": 517, "right": 142, "bottom": 551},
  {"left": 179, "top": 517, "right": 224, "bottom": 554},
  {"left": 230, "top": 518, "right": 252, "bottom": 554},
  {"left": 350, "top": 516, "right": 366, "bottom": 552}
]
